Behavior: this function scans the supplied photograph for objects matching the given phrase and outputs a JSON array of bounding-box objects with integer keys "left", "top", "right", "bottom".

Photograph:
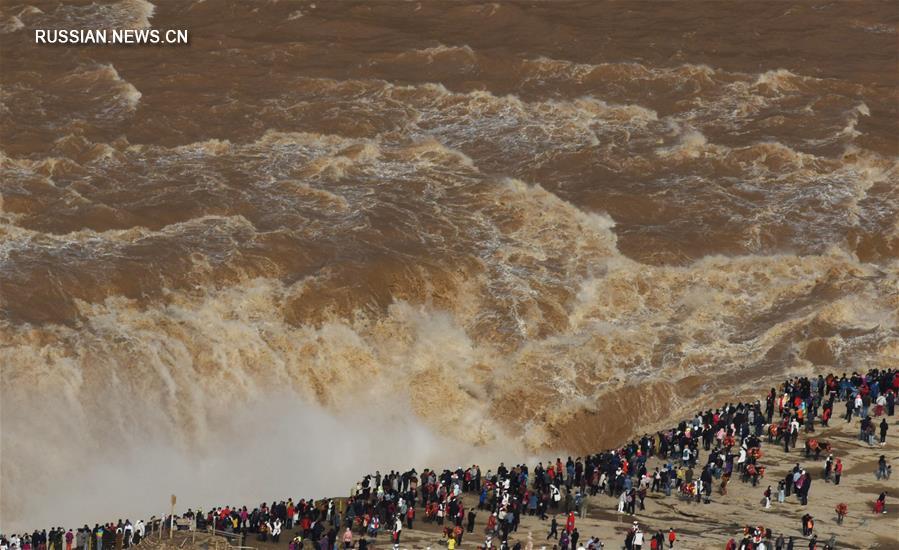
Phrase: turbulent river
[{"left": 1, "top": 0, "right": 897, "bottom": 530}]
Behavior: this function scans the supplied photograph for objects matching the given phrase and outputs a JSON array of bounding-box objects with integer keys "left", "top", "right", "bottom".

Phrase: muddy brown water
[{"left": 1, "top": 0, "right": 897, "bottom": 531}]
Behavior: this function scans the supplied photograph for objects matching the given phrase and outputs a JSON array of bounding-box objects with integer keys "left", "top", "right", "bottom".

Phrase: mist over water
[
  {"left": 1, "top": 0, "right": 898, "bottom": 531},
  {"left": 3, "top": 394, "right": 521, "bottom": 531}
]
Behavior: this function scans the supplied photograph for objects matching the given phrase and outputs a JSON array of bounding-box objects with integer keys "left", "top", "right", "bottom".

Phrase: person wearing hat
[
  {"left": 632, "top": 526, "right": 644, "bottom": 550},
  {"left": 667, "top": 528, "right": 676, "bottom": 548}
]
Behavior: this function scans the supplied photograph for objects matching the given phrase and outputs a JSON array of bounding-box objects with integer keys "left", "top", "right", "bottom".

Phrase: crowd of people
[
  {"left": 1, "top": 522, "right": 148, "bottom": 550},
  {"left": 2, "top": 368, "right": 894, "bottom": 550}
]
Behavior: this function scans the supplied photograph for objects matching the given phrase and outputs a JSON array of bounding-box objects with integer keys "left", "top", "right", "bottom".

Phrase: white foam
[
  {"left": 64, "top": 63, "right": 142, "bottom": 111},
  {"left": 753, "top": 68, "right": 803, "bottom": 92},
  {"left": 654, "top": 129, "right": 712, "bottom": 159},
  {"left": 0, "top": 15, "right": 24, "bottom": 33},
  {"left": 411, "top": 44, "right": 476, "bottom": 64},
  {"left": 124, "top": 0, "right": 156, "bottom": 28}
]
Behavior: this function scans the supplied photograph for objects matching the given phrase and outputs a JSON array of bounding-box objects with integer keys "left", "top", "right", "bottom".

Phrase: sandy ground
[{"left": 217, "top": 415, "right": 898, "bottom": 550}]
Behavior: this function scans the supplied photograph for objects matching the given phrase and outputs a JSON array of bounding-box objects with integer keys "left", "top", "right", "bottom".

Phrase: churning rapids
[{"left": 1, "top": 0, "right": 897, "bottom": 531}]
